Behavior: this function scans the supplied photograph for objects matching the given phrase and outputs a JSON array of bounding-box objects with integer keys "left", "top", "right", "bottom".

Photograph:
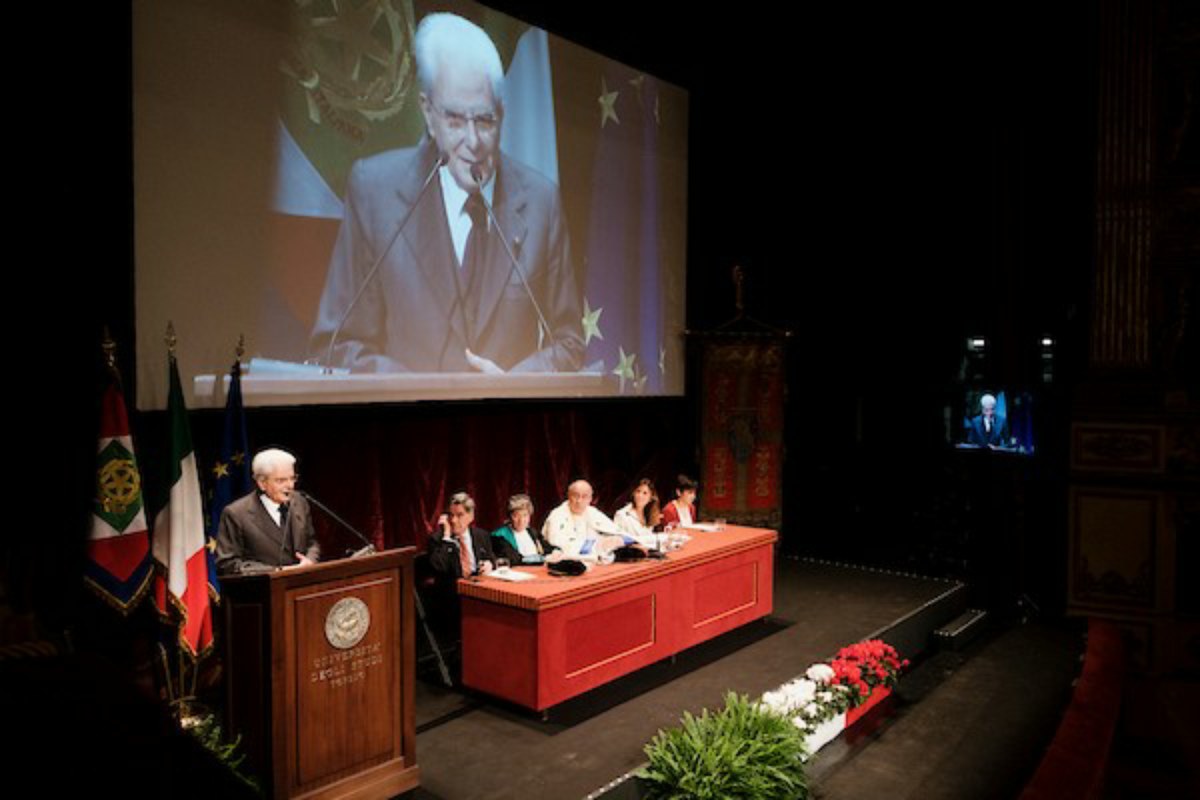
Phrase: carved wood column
[
  {"left": 1068, "top": 0, "right": 1200, "bottom": 676},
  {"left": 1090, "top": 0, "right": 1155, "bottom": 368}
]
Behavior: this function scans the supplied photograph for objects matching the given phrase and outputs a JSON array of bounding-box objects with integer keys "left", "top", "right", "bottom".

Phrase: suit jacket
[
  {"left": 967, "top": 414, "right": 1010, "bottom": 447},
  {"left": 215, "top": 491, "right": 320, "bottom": 576},
  {"left": 308, "top": 137, "right": 584, "bottom": 373},
  {"left": 428, "top": 525, "right": 496, "bottom": 579}
]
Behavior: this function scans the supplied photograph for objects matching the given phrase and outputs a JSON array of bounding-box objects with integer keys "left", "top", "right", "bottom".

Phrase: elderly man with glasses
[
  {"left": 309, "top": 12, "right": 583, "bottom": 375},
  {"left": 215, "top": 448, "right": 321, "bottom": 575}
]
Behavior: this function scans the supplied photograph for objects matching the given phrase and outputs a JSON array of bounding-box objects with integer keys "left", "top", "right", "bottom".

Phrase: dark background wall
[{"left": 18, "top": 2, "right": 1099, "bottom": 637}]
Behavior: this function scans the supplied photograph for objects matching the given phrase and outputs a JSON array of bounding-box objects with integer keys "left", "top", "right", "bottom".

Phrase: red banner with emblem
[{"left": 697, "top": 337, "right": 786, "bottom": 528}]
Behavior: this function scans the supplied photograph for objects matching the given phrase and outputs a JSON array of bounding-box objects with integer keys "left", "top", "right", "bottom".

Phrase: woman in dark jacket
[{"left": 491, "top": 493, "right": 554, "bottom": 564}]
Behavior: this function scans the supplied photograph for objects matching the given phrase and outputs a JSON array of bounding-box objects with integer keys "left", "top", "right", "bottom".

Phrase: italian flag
[
  {"left": 86, "top": 367, "right": 153, "bottom": 613},
  {"left": 152, "top": 354, "right": 213, "bottom": 657}
]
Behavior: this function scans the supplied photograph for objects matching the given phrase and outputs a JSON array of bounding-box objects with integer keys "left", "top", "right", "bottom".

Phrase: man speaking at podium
[
  {"left": 966, "top": 393, "right": 1011, "bottom": 449},
  {"left": 215, "top": 448, "right": 321, "bottom": 575},
  {"left": 308, "top": 12, "right": 584, "bottom": 374}
]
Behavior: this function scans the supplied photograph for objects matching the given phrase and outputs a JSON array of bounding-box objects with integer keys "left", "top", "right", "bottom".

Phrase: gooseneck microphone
[
  {"left": 324, "top": 154, "right": 446, "bottom": 372},
  {"left": 469, "top": 164, "right": 558, "bottom": 355},
  {"left": 297, "top": 490, "right": 377, "bottom": 558}
]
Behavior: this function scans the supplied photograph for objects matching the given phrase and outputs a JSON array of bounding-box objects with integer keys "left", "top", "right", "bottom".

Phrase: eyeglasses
[
  {"left": 430, "top": 102, "right": 500, "bottom": 138},
  {"left": 268, "top": 474, "right": 299, "bottom": 485}
]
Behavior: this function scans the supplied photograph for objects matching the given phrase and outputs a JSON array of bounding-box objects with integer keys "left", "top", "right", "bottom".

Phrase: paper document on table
[
  {"left": 490, "top": 568, "right": 535, "bottom": 582},
  {"left": 684, "top": 523, "right": 721, "bottom": 532}
]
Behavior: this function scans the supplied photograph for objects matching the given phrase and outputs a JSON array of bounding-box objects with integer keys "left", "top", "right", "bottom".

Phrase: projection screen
[{"left": 133, "top": 0, "right": 688, "bottom": 408}]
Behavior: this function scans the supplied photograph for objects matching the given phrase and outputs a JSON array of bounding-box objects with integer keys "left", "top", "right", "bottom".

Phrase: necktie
[
  {"left": 458, "top": 537, "right": 473, "bottom": 577},
  {"left": 461, "top": 194, "right": 489, "bottom": 317},
  {"left": 278, "top": 502, "right": 293, "bottom": 555}
]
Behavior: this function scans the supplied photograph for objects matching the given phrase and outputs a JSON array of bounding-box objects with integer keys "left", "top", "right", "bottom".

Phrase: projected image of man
[
  {"left": 967, "top": 393, "right": 1010, "bottom": 448},
  {"left": 308, "top": 13, "right": 584, "bottom": 374}
]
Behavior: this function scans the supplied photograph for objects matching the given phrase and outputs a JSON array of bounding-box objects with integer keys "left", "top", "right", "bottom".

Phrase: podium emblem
[{"left": 325, "top": 597, "right": 371, "bottom": 649}]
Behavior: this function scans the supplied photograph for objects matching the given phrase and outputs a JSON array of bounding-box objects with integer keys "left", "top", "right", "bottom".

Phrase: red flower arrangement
[{"left": 829, "top": 639, "right": 909, "bottom": 706}]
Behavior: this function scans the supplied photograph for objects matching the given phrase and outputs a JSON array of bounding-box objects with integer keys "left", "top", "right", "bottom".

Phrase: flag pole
[
  {"left": 101, "top": 326, "right": 117, "bottom": 371},
  {"left": 158, "top": 643, "right": 175, "bottom": 704}
]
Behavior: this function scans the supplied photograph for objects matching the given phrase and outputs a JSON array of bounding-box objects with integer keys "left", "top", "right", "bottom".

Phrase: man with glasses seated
[
  {"left": 542, "top": 480, "right": 625, "bottom": 560},
  {"left": 215, "top": 448, "right": 321, "bottom": 575},
  {"left": 309, "top": 12, "right": 584, "bottom": 374}
]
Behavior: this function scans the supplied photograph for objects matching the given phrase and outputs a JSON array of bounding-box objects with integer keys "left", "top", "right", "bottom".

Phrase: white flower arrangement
[
  {"left": 760, "top": 662, "right": 862, "bottom": 752},
  {"left": 806, "top": 663, "right": 835, "bottom": 684},
  {"left": 758, "top": 640, "right": 907, "bottom": 755}
]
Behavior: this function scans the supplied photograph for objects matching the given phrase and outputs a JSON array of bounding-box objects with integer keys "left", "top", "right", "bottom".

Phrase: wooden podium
[{"left": 222, "top": 549, "right": 419, "bottom": 799}]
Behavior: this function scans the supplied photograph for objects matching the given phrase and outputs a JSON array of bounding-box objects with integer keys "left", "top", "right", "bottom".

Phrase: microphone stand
[
  {"left": 325, "top": 153, "right": 445, "bottom": 372},
  {"left": 469, "top": 166, "right": 559, "bottom": 357},
  {"left": 298, "top": 490, "right": 376, "bottom": 557},
  {"left": 299, "top": 490, "right": 451, "bottom": 687}
]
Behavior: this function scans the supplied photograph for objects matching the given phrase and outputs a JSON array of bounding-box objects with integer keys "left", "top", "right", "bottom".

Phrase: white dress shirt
[
  {"left": 614, "top": 503, "right": 658, "bottom": 547},
  {"left": 438, "top": 167, "right": 496, "bottom": 267},
  {"left": 259, "top": 494, "right": 285, "bottom": 527}
]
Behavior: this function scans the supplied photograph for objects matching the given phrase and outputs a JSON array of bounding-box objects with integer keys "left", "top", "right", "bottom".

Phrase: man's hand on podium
[{"left": 465, "top": 348, "right": 505, "bottom": 374}]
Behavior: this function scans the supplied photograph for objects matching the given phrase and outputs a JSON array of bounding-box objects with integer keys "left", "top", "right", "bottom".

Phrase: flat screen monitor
[{"left": 955, "top": 388, "right": 1035, "bottom": 455}]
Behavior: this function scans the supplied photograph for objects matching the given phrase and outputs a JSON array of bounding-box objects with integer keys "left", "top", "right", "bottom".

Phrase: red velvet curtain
[{"left": 181, "top": 400, "right": 690, "bottom": 558}]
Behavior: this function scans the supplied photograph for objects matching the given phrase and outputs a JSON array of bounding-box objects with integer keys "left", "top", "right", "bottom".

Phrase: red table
[{"left": 458, "top": 525, "right": 777, "bottom": 710}]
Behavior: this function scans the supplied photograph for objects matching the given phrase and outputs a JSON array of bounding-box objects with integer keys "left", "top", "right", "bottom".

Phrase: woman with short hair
[
  {"left": 491, "top": 493, "right": 553, "bottom": 563},
  {"left": 661, "top": 474, "right": 698, "bottom": 530}
]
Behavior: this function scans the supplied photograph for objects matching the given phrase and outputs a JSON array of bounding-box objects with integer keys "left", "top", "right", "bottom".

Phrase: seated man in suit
[
  {"left": 428, "top": 492, "right": 495, "bottom": 579},
  {"left": 215, "top": 448, "right": 321, "bottom": 575},
  {"left": 966, "top": 393, "right": 1010, "bottom": 448},
  {"left": 426, "top": 492, "right": 494, "bottom": 652}
]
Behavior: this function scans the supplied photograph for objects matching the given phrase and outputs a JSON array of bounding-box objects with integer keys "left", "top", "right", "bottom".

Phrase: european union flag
[
  {"left": 583, "top": 67, "right": 673, "bottom": 394},
  {"left": 206, "top": 360, "right": 251, "bottom": 600}
]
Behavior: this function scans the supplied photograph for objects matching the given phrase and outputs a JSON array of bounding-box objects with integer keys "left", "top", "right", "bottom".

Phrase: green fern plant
[
  {"left": 638, "top": 692, "right": 808, "bottom": 799},
  {"left": 189, "top": 714, "right": 260, "bottom": 793}
]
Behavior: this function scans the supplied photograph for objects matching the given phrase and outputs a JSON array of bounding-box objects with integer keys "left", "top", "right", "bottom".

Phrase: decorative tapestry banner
[{"left": 699, "top": 336, "right": 786, "bottom": 529}]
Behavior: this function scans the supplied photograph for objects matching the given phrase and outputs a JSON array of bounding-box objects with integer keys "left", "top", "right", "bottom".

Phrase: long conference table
[{"left": 457, "top": 525, "right": 778, "bottom": 711}]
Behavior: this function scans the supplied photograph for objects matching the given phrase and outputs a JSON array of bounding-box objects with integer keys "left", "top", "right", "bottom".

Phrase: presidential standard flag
[
  {"left": 205, "top": 359, "right": 253, "bottom": 601},
  {"left": 86, "top": 363, "right": 153, "bottom": 613},
  {"left": 152, "top": 353, "right": 213, "bottom": 657}
]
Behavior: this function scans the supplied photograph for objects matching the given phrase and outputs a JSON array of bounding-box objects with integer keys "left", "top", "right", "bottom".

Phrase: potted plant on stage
[
  {"left": 830, "top": 639, "right": 907, "bottom": 726},
  {"left": 638, "top": 692, "right": 809, "bottom": 799}
]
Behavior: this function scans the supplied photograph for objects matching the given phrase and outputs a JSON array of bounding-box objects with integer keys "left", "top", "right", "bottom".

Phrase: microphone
[
  {"left": 296, "top": 490, "right": 377, "bottom": 558},
  {"left": 324, "top": 153, "right": 446, "bottom": 372},
  {"left": 469, "top": 164, "right": 558, "bottom": 356}
]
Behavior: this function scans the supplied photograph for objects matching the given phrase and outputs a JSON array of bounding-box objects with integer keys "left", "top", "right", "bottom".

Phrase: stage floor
[{"left": 407, "top": 556, "right": 963, "bottom": 800}]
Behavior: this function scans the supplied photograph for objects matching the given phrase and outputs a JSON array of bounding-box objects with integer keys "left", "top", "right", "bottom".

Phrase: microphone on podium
[{"left": 297, "top": 490, "right": 377, "bottom": 558}]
